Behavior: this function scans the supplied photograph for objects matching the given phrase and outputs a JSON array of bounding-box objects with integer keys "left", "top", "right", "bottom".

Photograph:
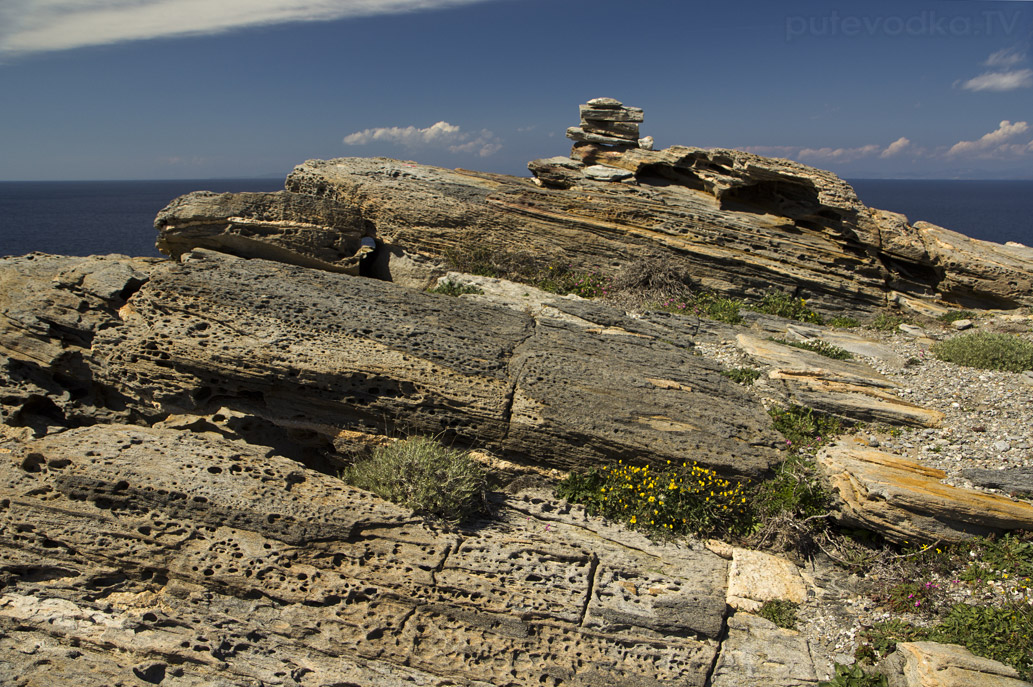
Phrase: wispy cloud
[
  {"left": 343, "top": 121, "right": 502, "bottom": 157},
  {"left": 948, "top": 120, "right": 1031, "bottom": 157},
  {"left": 962, "top": 68, "right": 1033, "bottom": 92},
  {"left": 959, "top": 47, "right": 1032, "bottom": 91},
  {"left": 0, "top": 0, "right": 500, "bottom": 56},
  {"left": 986, "top": 47, "right": 1026, "bottom": 68}
]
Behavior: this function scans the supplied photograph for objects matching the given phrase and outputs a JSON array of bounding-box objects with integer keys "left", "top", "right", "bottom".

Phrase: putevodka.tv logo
[{"left": 786, "top": 9, "right": 1025, "bottom": 41}]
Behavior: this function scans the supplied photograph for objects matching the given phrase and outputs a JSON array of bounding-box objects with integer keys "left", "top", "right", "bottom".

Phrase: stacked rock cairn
[
  {"left": 566, "top": 97, "right": 654, "bottom": 152},
  {"left": 528, "top": 97, "right": 654, "bottom": 187}
]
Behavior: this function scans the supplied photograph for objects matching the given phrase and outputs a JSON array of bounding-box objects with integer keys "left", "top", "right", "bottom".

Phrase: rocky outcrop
[
  {"left": 0, "top": 424, "right": 736, "bottom": 686},
  {"left": 154, "top": 102, "right": 1033, "bottom": 317},
  {"left": 819, "top": 437, "right": 1033, "bottom": 544},
  {"left": 1, "top": 249, "right": 781, "bottom": 479},
  {"left": 736, "top": 334, "right": 945, "bottom": 427},
  {"left": 875, "top": 642, "right": 1030, "bottom": 687},
  {"left": 0, "top": 253, "right": 159, "bottom": 435}
]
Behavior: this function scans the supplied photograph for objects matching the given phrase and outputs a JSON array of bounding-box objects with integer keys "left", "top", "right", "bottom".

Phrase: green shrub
[
  {"left": 428, "top": 280, "right": 484, "bottom": 297},
  {"left": 932, "top": 331, "right": 1033, "bottom": 372},
  {"left": 758, "top": 599, "right": 799, "bottom": 629},
  {"left": 769, "top": 405, "right": 843, "bottom": 450},
  {"left": 749, "top": 291, "right": 824, "bottom": 324},
  {"left": 722, "top": 367, "right": 762, "bottom": 385},
  {"left": 819, "top": 663, "right": 888, "bottom": 687},
  {"left": 871, "top": 313, "right": 907, "bottom": 331},
  {"left": 657, "top": 292, "right": 743, "bottom": 324},
  {"left": 930, "top": 603, "right": 1033, "bottom": 678},
  {"left": 777, "top": 338, "right": 853, "bottom": 360},
  {"left": 857, "top": 533, "right": 1033, "bottom": 680},
  {"left": 556, "top": 460, "right": 753, "bottom": 539},
  {"left": 829, "top": 316, "right": 861, "bottom": 328},
  {"left": 535, "top": 264, "right": 612, "bottom": 298},
  {"left": 861, "top": 605, "right": 1033, "bottom": 681},
  {"left": 938, "top": 310, "right": 976, "bottom": 324},
  {"left": 340, "top": 436, "right": 486, "bottom": 522},
  {"left": 753, "top": 451, "right": 832, "bottom": 522}
]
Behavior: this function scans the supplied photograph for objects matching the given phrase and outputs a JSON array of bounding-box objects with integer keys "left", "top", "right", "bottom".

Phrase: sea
[{"left": 0, "top": 178, "right": 1031, "bottom": 258}]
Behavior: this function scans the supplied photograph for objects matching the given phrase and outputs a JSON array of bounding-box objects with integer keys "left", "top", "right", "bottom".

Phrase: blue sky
[{"left": 1, "top": 0, "right": 1031, "bottom": 181}]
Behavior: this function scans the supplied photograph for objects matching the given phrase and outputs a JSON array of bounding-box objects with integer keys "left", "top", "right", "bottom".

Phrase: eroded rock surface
[
  {"left": 1, "top": 424, "right": 731, "bottom": 686},
  {"left": 875, "top": 642, "right": 1031, "bottom": 687},
  {"left": 1, "top": 249, "right": 780, "bottom": 478},
  {"left": 155, "top": 147, "right": 1033, "bottom": 316},
  {"left": 736, "top": 334, "right": 944, "bottom": 427},
  {"left": 0, "top": 253, "right": 159, "bottom": 434},
  {"left": 819, "top": 437, "right": 1033, "bottom": 544}
]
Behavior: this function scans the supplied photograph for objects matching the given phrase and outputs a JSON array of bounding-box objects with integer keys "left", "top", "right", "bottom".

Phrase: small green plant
[
  {"left": 749, "top": 291, "right": 825, "bottom": 324},
  {"left": 829, "top": 316, "right": 861, "bottom": 328},
  {"left": 857, "top": 533, "right": 1033, "bottom": 680},
  {"left": 957, "top": 533, "right": 1033, "bottom": 582},
  {"left": 556, "top": 460, "right": 753, "bottom": 540},
  {"left": 535, "top": 264, "right": 612, "bottom": 298},
  {"left": 819, "top": 663, "right": 888, "bottom": 687},
  {"left": 443, "top": 244, "right": 505, "bottom": 278},
  {"left": 769, "top": 405, "right": 843, "bottom": 450},
  {"left": 340, "top": 436, "right": 486, "bottom": 523},
  {"left": 753, "top": 451, "right": 831, "bottom": 522},
  {"left": 883, "top": 580, "right": 944, "bottom": 614},
  {"left": 776, "top": 338, "right": 853, "bottom": 360},
  {"left": 721, "top": 367, "right": 762, "bottom": 385},
  {"left": 930, "top": 603, "right": 1033, "bottom": 678},
  {"left": 751, "top": 406, "right": 840, "bottom": 527},
  {"left": 871, "top": 313, "right": 907, "bottom": 331},
  {"left": 932, "top": 331, "right": 1033, "bottom": 372},
  {"left": 938, "top": 309, "right": 976, "bottom": 324},
  {"left": 657, "top": 292, "right": 743, "bottom": 324},
  {"left": 428, "top": 280, "right": 484, "bottom": 297},
  {"left": 758, "top": 599, "right": 799, "bottom": 629}
]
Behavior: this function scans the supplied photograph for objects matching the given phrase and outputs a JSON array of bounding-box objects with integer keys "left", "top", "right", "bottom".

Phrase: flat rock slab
[
  {"left": 785, "top": 324, "right": 907, "bottom": 368},
  {"left": 709, "top": 613, "right": 828, "bottom": 686},
  {"left": 737, "top": 334, "right": 944, "bottom": 427},
  {"left": 1, "top": 423, "right": 729, "bottom": 686},
  {"left": 875, "top": 641, "right": 1031, "bottom": 687},
  {"left": 726, "top": 548, "right": 809, "bottom": 612},
  {"left": 961, "top": 467, "right": 1033, "bottom": 498},
  {"left": 819, "top": 437, "right": 1033, "bottom": 544},
  {"left": 89, "top": 249, "right": 780, "bottom": 478}
]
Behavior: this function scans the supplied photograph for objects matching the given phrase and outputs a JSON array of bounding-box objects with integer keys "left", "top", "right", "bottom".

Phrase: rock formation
[
  {"left": 154, "top": 102, "right": 1033, "bottom": 317},
  {"left": 819, "top": 437, "right": 1033, "bottom": 544},
  {"left": 565, "top": 97, "right": 651, "bottom": 151},
  {"left": 1, "top": 424, "right": 735, "bottom": 686},
  {"left": 4, "top": 99, "right": 1033, "bottom": 686}
]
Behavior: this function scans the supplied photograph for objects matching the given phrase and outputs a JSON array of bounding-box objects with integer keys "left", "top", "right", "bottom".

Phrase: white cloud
[
  {"left": 797, "top": 144, "right": 881, "bottom": 162},
  {"left": 879, "top": 137, "right": 911, "bottom": 158},
  {"left": 985, "top": 47, "right": 1026, "bottom": 68},
  {"left": 344, "top": 121, "right": 461, "bottom": 146},
  {"left": 961, "top": 68, "right": 1033, "bottom": 92},
  {"left": 0, "top": 0, "right": 500, "bottom": 56},
  {"left": 948, "top": 120, "right": 1030, "bottom": 156},
  {"left": 343, "top": 121, "right": 502, "bottom": 157}
]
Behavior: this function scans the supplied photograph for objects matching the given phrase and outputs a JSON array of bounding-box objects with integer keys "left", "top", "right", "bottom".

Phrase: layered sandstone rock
[
  {"left": 0, "top": 424, "right": 735, "bottom": 686},
  {"left": 1, "top": 249, "right": 782, "bottom": 479},
  {"left": 156, "top": 113, "right": 1033, "bottom": 316},
  {"left": 819, "top": 437, "right": 1033, "bottom": 544}
]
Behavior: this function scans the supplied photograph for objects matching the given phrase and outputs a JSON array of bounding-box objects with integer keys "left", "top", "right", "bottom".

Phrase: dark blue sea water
[
  {"left": 0, "top": 178, "right": 1030, "bottom": 259},
  {"left": 848, "top": 179, "right": 1033, "bottom": 247},
  {"left": 0, "top": 179, "right": 284, "bottom": 258}
]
